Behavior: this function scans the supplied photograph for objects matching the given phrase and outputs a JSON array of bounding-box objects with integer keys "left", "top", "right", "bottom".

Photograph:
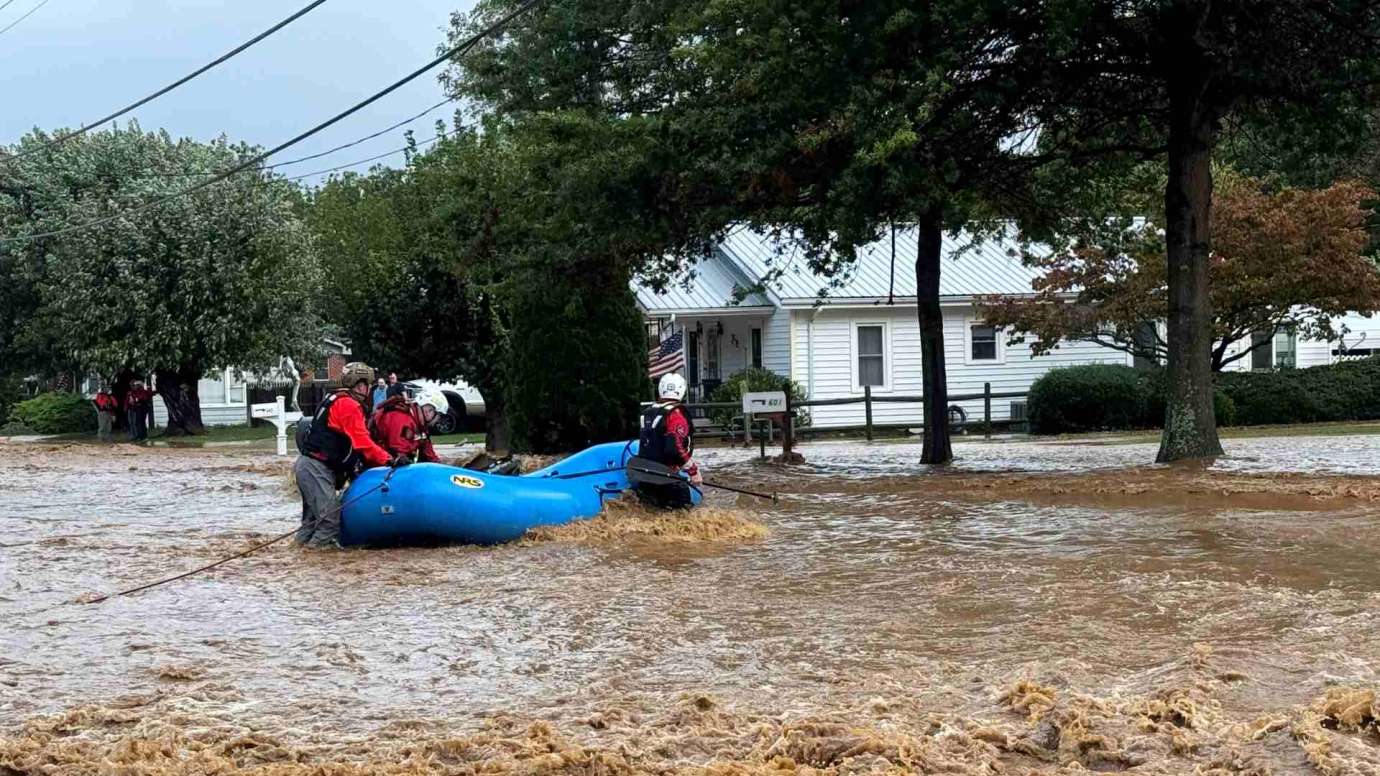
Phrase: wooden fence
[{"left": 666, "top": 382, "right": 1028, "bottom": 457}]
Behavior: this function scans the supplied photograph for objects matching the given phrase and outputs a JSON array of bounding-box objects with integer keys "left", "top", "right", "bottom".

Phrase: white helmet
[
  {"left": 658, "top": 372, "right": 687, "bottom": 401},
  {"left": 414, "top": 388, "right": 449, "bottom": 424}
]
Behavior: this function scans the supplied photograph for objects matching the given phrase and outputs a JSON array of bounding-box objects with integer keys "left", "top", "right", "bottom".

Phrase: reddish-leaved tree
[{"left": 983, "top": 176, "right": 1380, "bottom": 371}]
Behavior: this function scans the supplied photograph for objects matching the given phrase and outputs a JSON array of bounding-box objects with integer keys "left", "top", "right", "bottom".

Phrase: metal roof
[
  {"left": 718, "top": 225, "right": 1043, "bottom": 304},
  {"left": 635, "top": 246, "right": 776, "bottom": 312}
]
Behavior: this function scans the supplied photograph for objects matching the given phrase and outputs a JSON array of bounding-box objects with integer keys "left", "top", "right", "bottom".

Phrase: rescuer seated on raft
[
  {"left": 370, "top": 388, "right": 447, "bottom": 464},
  {"left": 635, "top": 372, "right": 703, "bottom": 510},
  {"left": 294, "top": 362, "right": 400, "bottom": 549}
]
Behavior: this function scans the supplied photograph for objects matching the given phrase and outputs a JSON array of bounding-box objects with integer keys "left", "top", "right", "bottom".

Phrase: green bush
[
  {"left": 0, "top": 421, "right": 36, "bottom": 436},
  {"left": 1140, "top": 369, "right": 1237, "bottom": 428},
  {"left": 11, "top": 392, "right": 98, "bottom": 435},
  {"left": 0, "top": 374, "right": 24, "bottom": 426},
  {"left": 1027, "top": 364, "right": 1150, "bottom": 434},
  {"left": 1216, "top": 357, "right": 1380, "bottom": 426},
  {"left": 708, "top": 368, "right": 811, "bottom": 428}
]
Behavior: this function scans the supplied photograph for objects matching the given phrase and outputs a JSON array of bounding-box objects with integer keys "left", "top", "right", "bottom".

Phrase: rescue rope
[{"left": 81, "top": 477, "right": 390, "bottom": 605}]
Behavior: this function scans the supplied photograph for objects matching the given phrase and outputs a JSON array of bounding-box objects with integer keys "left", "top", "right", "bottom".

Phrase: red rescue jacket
[
  {"left": 369, "top": 396, "right": 439, "bottom": 464},
  {"left": 94, "top": 392, "right": 119, "bottom": 412}
]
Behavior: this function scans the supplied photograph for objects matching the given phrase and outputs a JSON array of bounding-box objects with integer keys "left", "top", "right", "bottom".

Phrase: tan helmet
[{"left": 339, "top": 361, "right": 376, "bottom": 389}]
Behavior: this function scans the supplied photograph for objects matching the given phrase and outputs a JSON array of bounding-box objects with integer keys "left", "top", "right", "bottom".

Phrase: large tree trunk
[
  {"left": 484, "top": 393, "right": 513, "bottom": 455},
  {"left": 916, "top": 206, "right": 953, "bottom": 465},
  {"left": 155, "top": 366, "right": 205, "bottom": 436},
  {"left": 1157, "top": 69, "right": 1225, "bottom": 462}
]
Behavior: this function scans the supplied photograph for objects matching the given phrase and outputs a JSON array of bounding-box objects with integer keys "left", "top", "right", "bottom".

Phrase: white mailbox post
[{"left": 251, "top": 395, "right": 304, "bottom": 456}]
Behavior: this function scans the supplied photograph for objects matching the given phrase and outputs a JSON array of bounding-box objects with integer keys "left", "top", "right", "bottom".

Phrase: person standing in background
[
  {"left": 371, "top": 377, "right": 388, "bottom": 410},
  {"left": 126, "top": 380, "right": 153, "bottom": 441},
  {"left": 93, "top": 386, "right": 118, "bottom": 442}
]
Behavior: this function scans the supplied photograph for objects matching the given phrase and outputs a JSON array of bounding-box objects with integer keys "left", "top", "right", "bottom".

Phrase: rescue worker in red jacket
[
  {"left": 370, "top": 388, "right": 447, "bottom": 464},
  {"left": 294, "top": 362, "right": 396, "bottom": 549},
  {"left": 93, "top": 386, "right": 119, "bottom": 442},
  {"left": 635, "top": 372, "right": 702, "bottom": 509}
]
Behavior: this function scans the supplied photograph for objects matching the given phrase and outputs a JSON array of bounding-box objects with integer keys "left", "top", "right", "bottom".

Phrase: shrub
[
  {"left": 1027, "top": 364, "right": 1150, "bottom": 434},
  {"left": 1141, "top": 369, "right": 1237, "bottom": 428},
  {"left": 0, "top": 421, "right": 36, "bottom": 436},
  {"left": 709, "top": 368, "right": 811, "bottom": 429},
  {"left": 1216, "top": 357, "right": 1380, "bottom": 426},
  {"left": 0, "top": 374, "right": 24, "bottom": 426},
  {"left": 10, "top": 392, "right": 97, "bottom": 435}
]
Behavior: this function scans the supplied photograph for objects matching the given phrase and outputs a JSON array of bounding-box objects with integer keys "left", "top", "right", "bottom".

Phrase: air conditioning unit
[{"left": 1009, "top": 400, "right": 1028, "bottom": 431}]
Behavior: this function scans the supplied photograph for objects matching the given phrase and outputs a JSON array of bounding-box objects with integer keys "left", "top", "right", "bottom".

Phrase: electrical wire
[
  {"left": 0, "top": 0, "right": 21, "bottom": 14},
  {"left": 143, "top": 96, "right": 456, "bottom": 177},
  {"left": 282, "top": 132, "right": 444, "bottom": 182},
  {"left": 3, "top": 0, "right": 331, "bottom": 162},
  {"left": 0, "top": 0, "right": 52, "bottom": 38},
  {"left": 267, "top": 96, "right": 455, "bottom": 170},
  {"left": 0, "top": 0, "right": 541, "bottom": 244}
]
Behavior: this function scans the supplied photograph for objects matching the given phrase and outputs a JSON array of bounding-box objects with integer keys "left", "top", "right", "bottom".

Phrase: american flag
[{"left": 648, "top": 330, "right": 685, "bottom": 380}]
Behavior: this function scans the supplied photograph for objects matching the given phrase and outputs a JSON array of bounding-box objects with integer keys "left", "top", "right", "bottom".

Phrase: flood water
[{"left": 2, "top": 436, "right": 1379, "bottom": 773}]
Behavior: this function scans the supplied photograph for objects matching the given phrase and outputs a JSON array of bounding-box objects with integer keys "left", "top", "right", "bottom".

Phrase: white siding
[
  {"left": 761, "top": 308, "right": 792, "bottom": 375},
  {"left": 792, "top": 304, "right": 1127, "bottom": 429},
  {"left": 1221, "top": 312, "right": 1380, "bottom": 372}
]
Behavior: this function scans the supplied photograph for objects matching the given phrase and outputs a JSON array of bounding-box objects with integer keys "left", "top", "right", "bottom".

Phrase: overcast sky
[{"left": 1, "top": 0, "right": 476, "bottom": 183}]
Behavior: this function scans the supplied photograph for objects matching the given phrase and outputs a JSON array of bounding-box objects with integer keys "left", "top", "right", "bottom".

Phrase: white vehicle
[{"left": 400, "top": 378, "right": 486, "bottom": 435}]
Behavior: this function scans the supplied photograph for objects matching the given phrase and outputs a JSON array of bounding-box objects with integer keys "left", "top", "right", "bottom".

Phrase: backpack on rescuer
[
  {"left": 296, "top": 392, "right": 363, "bottom": 475},
  {"left": 639, "top": 400, "right": 692, "bottom": 466}
]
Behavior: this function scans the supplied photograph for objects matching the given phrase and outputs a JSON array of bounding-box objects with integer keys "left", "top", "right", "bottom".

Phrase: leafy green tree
[
  {"left": 447, "top": 0, "right": 1069, "bottom": 465},
  {"left": 0, "top": 125, "right": 322, "bottom": 435},
  {"left": 306, "top": 130, "right": 514, "bottom": 452}
]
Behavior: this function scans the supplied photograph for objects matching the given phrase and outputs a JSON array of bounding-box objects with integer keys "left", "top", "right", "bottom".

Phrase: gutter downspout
[{"left": 806, "top": 307, "right": 820, "bottom": 400}]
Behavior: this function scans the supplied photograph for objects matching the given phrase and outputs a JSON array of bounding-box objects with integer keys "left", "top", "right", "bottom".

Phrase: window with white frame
[
  {"left": 856, "top": 324, "right": 885, "bottom": 387},
  {"left": 1275, "top": 327, "right": 1297, "bottom": 369},
  {"left": 969, "top": 323, "right": 999, "bottom": 362},
  {"left": 750, "top": 327, "right": 763, "bottom": 369}
]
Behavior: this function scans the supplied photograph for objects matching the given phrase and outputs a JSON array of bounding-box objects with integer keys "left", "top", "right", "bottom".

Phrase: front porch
[{"left": 647, "top": 308, "right": 776, "bottom": 402}]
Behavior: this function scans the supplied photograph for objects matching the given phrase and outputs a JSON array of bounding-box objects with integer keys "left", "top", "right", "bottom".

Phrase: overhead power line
[
  {"left": 267, "top": 96, "right": 456, "bottom": 170},
  {"left": 1, "top": 0, "right": 541, "bottom": 244},
  {"left": 3, "top": 0, "right": 332, "bottom": 162},
  {"left": 0, "top": 0, "right": 21, "bottom": 14},
  {"left": 283, "top": 132, "right": 445, "bottom": 182},
  {"left": 0, "top": 0, "right": 53, "bottom": 38}
]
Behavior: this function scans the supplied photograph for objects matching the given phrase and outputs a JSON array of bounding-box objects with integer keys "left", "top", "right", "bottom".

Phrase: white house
[{"left": 635, "top": 226, "right": 1380, "bottom": 429}]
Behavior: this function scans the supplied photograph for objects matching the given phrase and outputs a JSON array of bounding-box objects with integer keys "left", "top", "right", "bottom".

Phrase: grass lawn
[{"left": 431, "top": 432, "right": 485, "bottom": 445}]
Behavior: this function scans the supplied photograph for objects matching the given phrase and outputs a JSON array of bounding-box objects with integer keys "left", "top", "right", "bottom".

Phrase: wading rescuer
[
  {"left": 635, "top": 372, "right": 702, "bottom": 509},
  {"left": 294, "top": 362, "right": 397, "bottom": 549},
  {"left": 370, "top": 388, "right": 447, "bottom": 464}
]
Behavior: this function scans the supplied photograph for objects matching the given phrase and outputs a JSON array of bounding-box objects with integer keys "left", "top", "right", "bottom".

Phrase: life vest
[
  {"left": 298, "top": 390, "right": 363, "bottom": 474},
  {"left": 94, "top": 393, "right": 118, "bottom": 411},
  {"left": 639, "top": 400, "right": 693, "bottom": 466},
  {"left": 370, "top": 397, "right": 430, "bottom": 461}
]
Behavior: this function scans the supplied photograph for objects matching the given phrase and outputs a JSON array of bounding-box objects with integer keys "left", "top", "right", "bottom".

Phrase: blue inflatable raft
[{"left": 338, "top": 440, "right": 700, "bottom": 546}]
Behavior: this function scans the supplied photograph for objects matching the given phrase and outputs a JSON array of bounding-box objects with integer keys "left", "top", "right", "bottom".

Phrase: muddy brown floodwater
[{"left": 2, "top": 436, "right": 1379, "bottom": 774}]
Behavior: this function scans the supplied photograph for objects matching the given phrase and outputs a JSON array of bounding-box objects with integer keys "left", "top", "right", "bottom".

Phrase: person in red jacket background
[
  {"left": 93, "top": 386, "right": 119, "bottom": 442},
  {"left": 294, "top": 362, "right": 396, "bottom": 549},
  {"left": 370, "top": 388, "right": 447, "bottom": 464},
  {"left": 125, "top": 380, "right": 154, "bottom": 441}
]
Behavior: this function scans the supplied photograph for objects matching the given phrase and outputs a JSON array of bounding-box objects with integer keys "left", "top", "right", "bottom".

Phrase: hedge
[
  {"left": 1028, "top": 364, "right": 1233, "bottom": 435},
  {"left": 1028, "top": 359, "right": 1380, "bottom": 434},
  {"left": 1216, "top": 357, "right": 1380, "bottom": 426},
  {"left": 10, "top": 392, "right": 97, "bottom": 435},
  {"left": 1027, "top": 364, "right": 1149, "bottom": 434}
]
